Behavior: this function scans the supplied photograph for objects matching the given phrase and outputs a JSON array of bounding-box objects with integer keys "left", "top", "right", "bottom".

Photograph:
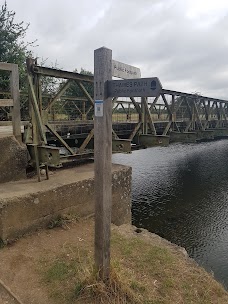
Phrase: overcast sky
[{"left": 6, "top": 0, "right": 228, "bottom": 99}]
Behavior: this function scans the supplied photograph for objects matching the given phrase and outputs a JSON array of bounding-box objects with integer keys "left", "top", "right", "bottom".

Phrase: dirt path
[
  {"left": 0, "top": 219, "right": 94, "bottom": 304},
  {"left": 0, "top": 286, "right": 16, "bottom": 304},
  {"left": 0, "top": 218, "right": 228, "bottom": 304},
  {"left": 0, "top": 280, "right": 24, "bottom": 304}
]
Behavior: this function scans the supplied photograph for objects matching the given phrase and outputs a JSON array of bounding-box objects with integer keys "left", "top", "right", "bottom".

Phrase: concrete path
[{"left": 0, "top": 126, "right": 24, "bottom": 138}]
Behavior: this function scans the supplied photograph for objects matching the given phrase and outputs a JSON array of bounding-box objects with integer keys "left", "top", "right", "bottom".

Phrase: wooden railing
[{"left": 0, "top": 62, "right": 21, "bottom": 142}]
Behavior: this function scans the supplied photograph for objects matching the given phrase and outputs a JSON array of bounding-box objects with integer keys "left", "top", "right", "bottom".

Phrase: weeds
[
  {"left": 47, "top": 214, "right": 79, "bottom": 229},
  {"left": 0, "top": 238, "right": 5, "bottom": 249}
]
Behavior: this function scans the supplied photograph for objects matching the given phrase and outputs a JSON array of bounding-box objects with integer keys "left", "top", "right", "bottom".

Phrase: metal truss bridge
[{"left": 1, "top": 59, "right": 228, "bottom": 176}]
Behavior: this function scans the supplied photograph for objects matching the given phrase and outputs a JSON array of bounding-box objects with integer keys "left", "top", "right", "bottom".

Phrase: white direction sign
[
  {"left": 112, "top": 59, "right": 141, "bottom": 79},
  {"left": 108, "top": 77, "right": 162, "bottom": 97}
]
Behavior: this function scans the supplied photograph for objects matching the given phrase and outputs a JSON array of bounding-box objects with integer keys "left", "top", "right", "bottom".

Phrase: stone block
[{"left": 0, "top": 136, "right": 27, "bottom": 183}]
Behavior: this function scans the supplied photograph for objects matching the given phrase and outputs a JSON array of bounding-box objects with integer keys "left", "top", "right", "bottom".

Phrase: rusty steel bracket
[
  {"left": 27, "top": 144, "right": 62, "bottom": 168},
  {"left": 112, "top": 139, "right": 131, "bottom": 153}
]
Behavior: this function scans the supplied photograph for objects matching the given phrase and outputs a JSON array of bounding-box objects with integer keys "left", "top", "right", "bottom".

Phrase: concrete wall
[
  {"left": 0, "top": 136, "right": 27, "bottom": 183},
  {"left": 0, "top": 163, "right": 132, "bottom": 241}
]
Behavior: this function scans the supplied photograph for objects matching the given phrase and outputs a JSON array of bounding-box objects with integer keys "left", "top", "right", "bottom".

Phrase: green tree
[
  {"left": 67, "top": 68, "right": 93, "bottom": 98},
  {"left": 0, "top": 1, "right": 35, "bottom": 119},
  {"left": 0, "top": 1, "right": 35, "bottom": 89}
]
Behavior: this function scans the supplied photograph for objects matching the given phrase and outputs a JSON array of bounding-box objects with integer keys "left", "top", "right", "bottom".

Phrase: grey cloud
[{"left": 6, "top": 0, "right": 228, "bottom": 99}]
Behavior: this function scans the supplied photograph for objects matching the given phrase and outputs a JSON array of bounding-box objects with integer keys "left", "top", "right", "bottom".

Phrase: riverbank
[
  {"left": 0, "top": 217, "right": 227, "bottom": 304},
  {"left": 113, "top": 140, "right": 228, "bottom": 288}
]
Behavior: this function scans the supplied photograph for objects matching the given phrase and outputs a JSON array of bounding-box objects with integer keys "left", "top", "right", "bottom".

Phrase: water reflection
[{"left": 112, "top": 140, "right": 228, "bottom": 289}]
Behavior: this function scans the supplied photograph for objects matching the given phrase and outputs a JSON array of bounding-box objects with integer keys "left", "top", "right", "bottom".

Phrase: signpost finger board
[{"left": 108, "top": 77, "right": 162, "bottom": 97}]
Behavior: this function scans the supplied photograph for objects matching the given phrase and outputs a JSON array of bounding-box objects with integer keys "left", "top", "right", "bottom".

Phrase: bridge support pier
[
  {"left": 139, "top": 134, "right": 169, "bottom": 147},
  {"left": 170, "top": 131, "right": 196, "bottom": 143},
  {"left": 212, "top": 128, "right": 228, "bottom": 139},
  {"left": 196, "top": 130, "right": 214, "bottom": 141}
]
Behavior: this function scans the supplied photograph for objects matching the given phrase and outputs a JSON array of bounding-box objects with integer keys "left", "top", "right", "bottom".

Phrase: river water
[{"left": 113, "top": 139, "right": 228, "bottom": 289}]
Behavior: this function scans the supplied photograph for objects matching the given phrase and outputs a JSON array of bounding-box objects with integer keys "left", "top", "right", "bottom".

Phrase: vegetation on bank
[{"left": 37, "top": 219, "right": 228, "bottom": 304}]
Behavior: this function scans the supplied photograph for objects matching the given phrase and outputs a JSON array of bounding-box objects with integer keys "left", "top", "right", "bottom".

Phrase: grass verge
[{"left": 37, "top": 224, "right": 228, "bottom": 304}]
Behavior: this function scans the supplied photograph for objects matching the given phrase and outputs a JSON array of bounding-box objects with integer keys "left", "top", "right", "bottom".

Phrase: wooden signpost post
[
  {"left": 94, "top": 47, "right": 143, "bottom": 280},
  {"left": 94, "top": 47, "right": 113, "bottom": 280}
]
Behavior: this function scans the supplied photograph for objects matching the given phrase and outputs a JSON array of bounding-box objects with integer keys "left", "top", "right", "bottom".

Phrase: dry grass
[
  {"left": 37, "top": 222, "right": 228, "bottom": 304},
  {"left": 38, "top": 247, "right": 139, "bottom": 304},
  {"left": 111, "top": 232, "right": 228, "bottom": 304}
]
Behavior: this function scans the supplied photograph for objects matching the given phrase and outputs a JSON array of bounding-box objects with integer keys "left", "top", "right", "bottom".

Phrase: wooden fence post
[{"left": 10, "top": 64, "right": 22, "bottom": 143}]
